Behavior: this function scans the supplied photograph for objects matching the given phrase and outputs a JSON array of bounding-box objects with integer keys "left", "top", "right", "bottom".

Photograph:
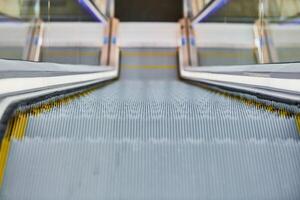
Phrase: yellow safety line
[
  {"left": 0, "top": 138, "right": 11, "bottom": 186},
  {"left": 28, "top": 87, "right": 97, "bottom": 116},
  {"left": 44, "top": 51, "right": 99, "bottom": 57},
  {"left": 0, "top": 85, "right": 103, "bottom": 187},
  {"left": 0, "top": 121, "right": 13, "bottom": 185},
  {"left": 196, "top": 82, "right": 297, "bottom": 119},
  {"left": 296, "top": 114, "right": 300, "bottom": 134},
  {"left": 122, "top": 51, "right": 177, "bottom": 57},
  {"left": 197, "top": 82, "right": 300, "bottom": 137},
  {"left": 122, "top": 65, "right": 177, "bottom": 69},
  {"left": 0, "top": 114, "right": 28, "bottom": 187},
  {"left": 11, "top": 114, "right": 29, "bottom": 140}
]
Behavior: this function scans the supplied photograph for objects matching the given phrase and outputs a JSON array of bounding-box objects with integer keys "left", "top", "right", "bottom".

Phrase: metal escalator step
[
  {"left": 25, "top": 116, "right": 299, "bottom": 140},
  {"left": 23, "top": 80, "right": 299, "bottom": 141},
  {"left": 1, "top": 48, "right": 300, "bottom": 199},
  {"left": 1, "top": 139, "right": 300, "bottom": 200}
]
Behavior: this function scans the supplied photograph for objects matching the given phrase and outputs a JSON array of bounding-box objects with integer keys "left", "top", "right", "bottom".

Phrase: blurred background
[{"left": 0, "top": 0, "right": 299, "bottom": 65}]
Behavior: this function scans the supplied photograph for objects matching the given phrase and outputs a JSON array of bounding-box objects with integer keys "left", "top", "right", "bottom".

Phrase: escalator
[
  {"left": 1, "top": 47, "right": 300, "bottom": 199},
  {"left": 1, "top": 1, "right": 300, "bottom": 200}
]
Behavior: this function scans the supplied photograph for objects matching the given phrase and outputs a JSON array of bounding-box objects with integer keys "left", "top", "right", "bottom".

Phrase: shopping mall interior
[{"left": 0, "top": 0, "right": 300, "bottom": 199}]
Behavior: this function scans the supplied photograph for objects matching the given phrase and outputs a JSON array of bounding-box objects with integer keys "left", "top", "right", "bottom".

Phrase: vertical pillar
[{"left": 25, "top": 19, "right": 44, "bottom": 62}]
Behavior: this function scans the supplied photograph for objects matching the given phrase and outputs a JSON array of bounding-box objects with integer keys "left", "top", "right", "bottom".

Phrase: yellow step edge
[
  {"left": 0, "top": 113, "right": 29, "bottom": 187},
  {"left": 12, "top": 116, "right": 22, "bottom": 139},
  {"left": 11, "top": 114, "right": 29, "bottom": 140},
  {"left": 122, "top": 52, "right": 177, "bottom": 57},
  {"left": 296, "top": 115, "right": 300, "bottom": 134},
  {"left": 27, "top": 87, "right": 97, "bottom": 117},
  {"left": 0, "top": 86, "right": 100, "bottom": 188},
  {"left": 198, "top": 82, "right": 296, "bottom": 119},
  {"left": 12, "top": 115, "right": 22, "bottom": 139},
  {"left": 0, "top": 119, "right": 14, "bottom": 187},
  {"left": 122, "top": 65, "right": 177, "bottom": 69},
  {"left": 0, "top": 138, "right": 11, "bottom": 187}
]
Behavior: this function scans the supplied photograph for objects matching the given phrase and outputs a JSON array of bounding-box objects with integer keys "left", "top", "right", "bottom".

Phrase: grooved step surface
[
  {"left": 1, "top": 139, "right": 300, "bottom": 200},
  {"left": 1, "top": 48, "right": 300, "bottom": 200},
  {"left": 24, "top": 79, "right": 299, "bottom": 141}
]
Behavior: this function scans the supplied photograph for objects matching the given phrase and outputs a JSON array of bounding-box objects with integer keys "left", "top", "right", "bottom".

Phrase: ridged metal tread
[
  {"left": 1, "top": 139, "right": 300, "bottom": 200},
  {"left": 1, "top": 48, "right": 299, "bottom": 199},
  {"left": 24, "top": 79, "right": 299, "bottom": 141}
]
